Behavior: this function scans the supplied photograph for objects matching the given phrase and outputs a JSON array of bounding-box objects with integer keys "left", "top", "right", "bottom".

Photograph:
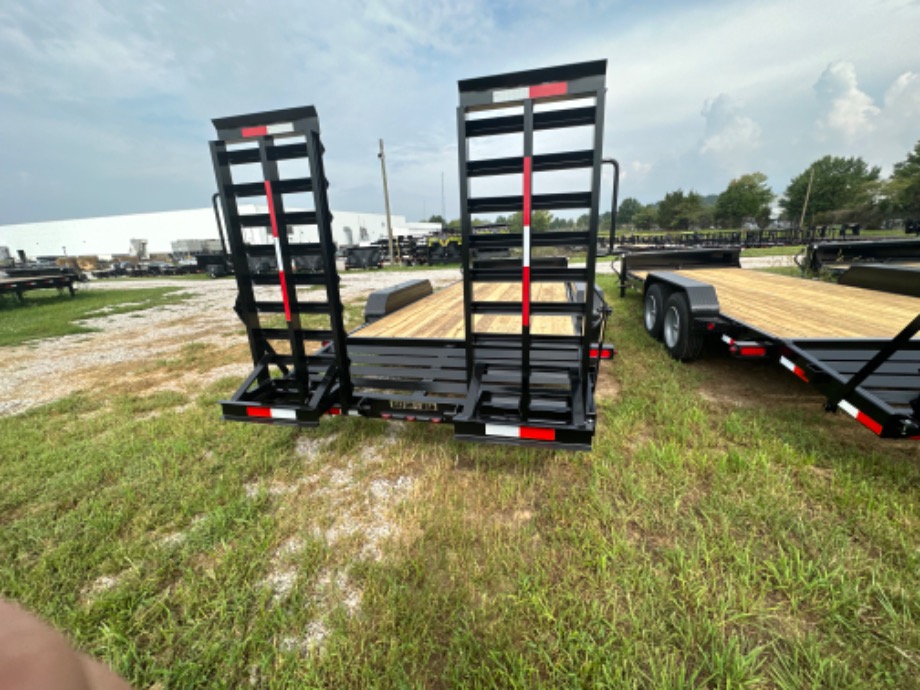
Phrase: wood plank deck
[
  {"left": 636, "top": 267, "right": 919, "bottom": 340},
  {"left": 354, "top": 281, "right": 574, "bottom": 339}
]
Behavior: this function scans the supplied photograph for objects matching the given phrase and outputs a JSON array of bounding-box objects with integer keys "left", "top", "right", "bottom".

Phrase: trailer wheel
[
  {"left": 662, "top": 292, "right": 704, "bottom": 361},
  {"left": 643, "top": 283, "right": 668, "bottom": 340}
]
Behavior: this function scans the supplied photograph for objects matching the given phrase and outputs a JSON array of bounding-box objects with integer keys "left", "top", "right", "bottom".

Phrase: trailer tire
[
  {"left": 643, "top": 283, "right": 668, "bottom": 340},
  {"left": 662, "top": 292, "right": 704, "bottom": 362}
]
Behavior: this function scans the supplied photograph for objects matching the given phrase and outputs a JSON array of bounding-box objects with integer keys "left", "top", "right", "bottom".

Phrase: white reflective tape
[
  {"left": 493, "top": 87, "right": 529, "bottom": 103},
  {"left": 721, "top": 335, "right": 734, "bottom": 345},
  {"left": 779, "top": 356, "right": 795, "bottom": 373},
  {"left": 266, "top": 123, "right": 295, "bottom": 135},
  {"left": 837, "top": 399, "right": 858, "bottom": 419},
  {"left": 348, "top": 410, "right": 361, "bottom": 417},
  {"left": 523, "top": 225, "right": 531, "bottom": 267},
  {"left": 274, "top": 238, "right": 284, "bottom": 264},
  {"left": 271, "top": 408, "right": 297, "bottom": 420},
  {"left": 484, "top": 424, "right": 519, "bottom": 438}
]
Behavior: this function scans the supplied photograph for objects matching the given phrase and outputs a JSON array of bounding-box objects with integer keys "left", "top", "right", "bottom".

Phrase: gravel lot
[{"left": 0, "top": 256, "right": 792, "bottom": 417}]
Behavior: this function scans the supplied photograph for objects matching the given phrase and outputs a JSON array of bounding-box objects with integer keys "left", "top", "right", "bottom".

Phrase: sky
[{"left": 1, "top": 0, "right": 919, "bottom": 226}]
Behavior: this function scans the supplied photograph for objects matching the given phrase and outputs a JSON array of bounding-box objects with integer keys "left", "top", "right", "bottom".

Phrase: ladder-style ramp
[
  {"left": 210, "top": 106, "right": 351, "bottom": 425},
  {"left": 453, "top": 60, "right": 608, "bottom": 449}
]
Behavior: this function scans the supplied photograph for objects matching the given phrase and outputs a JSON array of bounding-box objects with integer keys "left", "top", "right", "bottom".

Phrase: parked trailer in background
[{"left": 620, "top": 249, "right": 920, "bottom": 440}]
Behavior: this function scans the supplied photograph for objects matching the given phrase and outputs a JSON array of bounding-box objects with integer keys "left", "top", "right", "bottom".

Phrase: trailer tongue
[{"left": 210, "top": 61, "right": 614, "bottom": 450}]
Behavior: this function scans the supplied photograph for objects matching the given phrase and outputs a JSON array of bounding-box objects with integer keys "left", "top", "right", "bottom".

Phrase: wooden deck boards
[
  {"left": 643, "top": 268, "right": 919, "bottom": 339},
  {"left": 354, "top": 281, "right": 574, "bottom": 339}
]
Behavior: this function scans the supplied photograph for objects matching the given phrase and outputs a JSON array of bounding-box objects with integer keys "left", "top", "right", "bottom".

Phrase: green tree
[
  {"left": 617, "top": 197, "right": 642, "bottom": 226},
  {"left": 780, "top": 156, "right": 880, "bottom": 226},
  {"left": 426, "top": 214, "right": 446, "bottom": 226},
  {"left": 505, "top": 210, "right": 553, "bottom": 233},
  {"left": 890, "top": 140, "right": 920, "bottom": 218},
  {"left": 658, "top": 189, "right": 704, "bottom": 230},
  {"left": 633, "top": 204, "right": 658, "bottom": 230},
  {"left": 715, "top": 172, "right": 774, "bottom": 228}
]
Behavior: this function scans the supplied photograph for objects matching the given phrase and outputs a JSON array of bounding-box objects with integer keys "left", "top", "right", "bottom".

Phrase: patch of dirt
[
  {"left": 0, "top": 270, "right": 460, "bottom": 417},
  {"left": 695, "top": 354, "right": 822, "bottom": 410}
]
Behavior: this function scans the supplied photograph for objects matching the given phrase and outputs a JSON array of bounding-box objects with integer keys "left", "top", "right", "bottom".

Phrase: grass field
[
  {"left": 1, "top": 275, "right": 918, "bottom": 688},
  {"left": 0, "top": 287, "right": 189, "bottom": 347}
]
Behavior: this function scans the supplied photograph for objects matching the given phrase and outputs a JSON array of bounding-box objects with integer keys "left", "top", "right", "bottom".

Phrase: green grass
[
  {"left": 0, "top": 287, "right": 190, "bottom": 347},
  {"left": 1, "top": 278, "right": 919, "bottom": 687},
  {"left": 741, "top": 245, "right": 805, "bottom": 257}
]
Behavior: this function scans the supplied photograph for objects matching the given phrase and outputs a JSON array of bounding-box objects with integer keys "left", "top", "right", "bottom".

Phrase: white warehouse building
[{"left": 0, "top": 207, "right": 439, "bottom": 260}]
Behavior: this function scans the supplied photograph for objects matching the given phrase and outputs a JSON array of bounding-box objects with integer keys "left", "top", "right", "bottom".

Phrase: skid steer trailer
[
  {"left": 620, "top": 249, "right": 920, "bottom": 440},
  {"left": 210, "top": 61, "right": 614, "bottom": 451}
]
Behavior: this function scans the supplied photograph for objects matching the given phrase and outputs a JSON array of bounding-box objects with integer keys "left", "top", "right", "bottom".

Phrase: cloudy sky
[{"left": 1, "top": 0, "right": 919, "bottom": 225}]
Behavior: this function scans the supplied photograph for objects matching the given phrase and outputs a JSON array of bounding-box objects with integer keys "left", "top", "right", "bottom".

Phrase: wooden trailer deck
[
  {"left": 633, "top": 267, "right": 920, "bottom": 340},
  {"left": 355, "top": 281, "right": 574, "bottom": 339}
]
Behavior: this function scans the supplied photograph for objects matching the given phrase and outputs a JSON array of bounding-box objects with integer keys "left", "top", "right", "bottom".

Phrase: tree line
[
  {"left": 424, "top": 139, "right": 920, "bottom": 231},
  {"left": 618, "top": 139, "right": 920, "bottom": 230}
]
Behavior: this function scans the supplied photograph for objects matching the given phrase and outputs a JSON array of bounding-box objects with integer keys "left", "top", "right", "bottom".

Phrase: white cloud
[
  {"left": 814, "top": 61, "right": 880, "bottom": 140},
  {"left": 699, "top": 94, "right": 762, "bottom": 158}
]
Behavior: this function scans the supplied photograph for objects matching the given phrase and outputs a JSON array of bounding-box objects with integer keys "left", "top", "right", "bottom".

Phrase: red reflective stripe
[
  {"left": 278, "top": 269, "right": 292, "bottom": 321},
  {"left": 523, "top": 156, "right": 532, "bottom": 226},
  {"left": 242, "top": 126, "right": 268, "bottom": 138},
  {"left": 522, "top": 265, "right": 531, "bottom": 326},
  {"left": 265, "top": 180, "right": 292, "bottom": 321},
  {"left": 520, "top": 426, "right": 555, "bottom": 441},
  {"left": 328, "top": 407, "right": 341, "bottom": 415},
  {"left": 530, "top": 82, "right": 567, "bottom": 98},
  {"left": 590, "top": 348, "right": 613, "bottom": 359},
  {"left": 856, "top": 411, "right": 882, "bottom": 435},
  {"left": 246, "top": 406, "right": 271, "bottom": 418},
  {"left": 793, "top": 366, "right": 809, "bottom": 383},
  {"left": 264, "top": 181, "right": 280, "bottom": 238},
  {"left": 740, "top": 347, "right": 766, "bottom": 357}
]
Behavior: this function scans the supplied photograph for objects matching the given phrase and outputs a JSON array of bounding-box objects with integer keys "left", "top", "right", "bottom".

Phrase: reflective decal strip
[
  {"left": 492, "top": 87, "right": 529, "bottom": 103},
  {"left": 780, "top": 356, "right": 809, "bottom": 382},
  {"left": 838, "top": 400, "right": 883, "bottom": 435},
  {"left": 246, "top": 406, "right": 296, "bottom": 420},
  {"left": 264, "top": 180, "right": 292, "bottom": 321},
  {"left": 530, "top": 82, "right": 568, "bottom": 98},
  {"left": 264, "top": 181, "right": 280, "bottom": 238},
  {"left": 241, "top": 123, "right": 294, "bottom": 138},
  {"left": 520, "top": 426, "right": 556, "bottom": 441},
  {"left": 739, "top": 347, "right": 766, "bottom": 357},
  {"left": 589, "top": 348, "right": 614, "bottom": 359},
  {"left": 721, "top": 335, "right": 735, "bottom": 346},
  {"left": 492, "top": 83, "right": 568, "bottom": 103},
  {"left": 266, "top": 123, "right": 294, "bottom": 135},
  {"left": 523, "top": 156, "right": 532, "bottom": 326},
  {"left": 484, "top": 424, "right": 556, "bottom": 441},
  {"left": 485, "top": 424, "right": 518, "bottom": 438}
]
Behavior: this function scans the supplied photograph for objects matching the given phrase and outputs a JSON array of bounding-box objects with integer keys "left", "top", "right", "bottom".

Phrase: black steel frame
[
  {"left": 210, "top": 106, "right": 351, "bottom": 426},
  {"left": 452, "top": 60, "right": 608, "bottom": 448},
  {"left": 620, "top": 248, "right": 920, "bottom": 440},
  {"left": 211, "top": 64, "right": 614, "bottom": 451},
  {"left": 0, "top": 274, "right": 76, "bottom": 302}
]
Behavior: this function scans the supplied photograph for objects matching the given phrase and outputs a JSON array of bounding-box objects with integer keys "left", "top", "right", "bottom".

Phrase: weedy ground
[{"left": 1, "top": 273, "right": 918, "bottom": 688}]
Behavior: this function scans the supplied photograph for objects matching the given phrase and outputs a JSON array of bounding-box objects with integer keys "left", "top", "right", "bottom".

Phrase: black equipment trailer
[
  {"left": 210, "top": 61, "right": 614, "bottom": 451},
  {"left": 620, "top": 249, "right": 920, "bottom": 440},
  {"left": 0, "top": 273, "right": 76, "bottom": 301}
]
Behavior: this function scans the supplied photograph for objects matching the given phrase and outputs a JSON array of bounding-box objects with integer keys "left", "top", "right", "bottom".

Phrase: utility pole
[
  {"left": 378, "top": 139, "right": 396, "bottom": 264},
  {"left": 799, "top": 165, "right": 815, "bottom": 230}
]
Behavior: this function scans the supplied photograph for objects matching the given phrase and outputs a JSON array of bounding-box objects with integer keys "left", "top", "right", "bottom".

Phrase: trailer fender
[
  {"left": 644, "top": 272, "right": 720, "bottom": 319},
  {"left": 364, "top": 279, "right": 433, "bottom": 323}
]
